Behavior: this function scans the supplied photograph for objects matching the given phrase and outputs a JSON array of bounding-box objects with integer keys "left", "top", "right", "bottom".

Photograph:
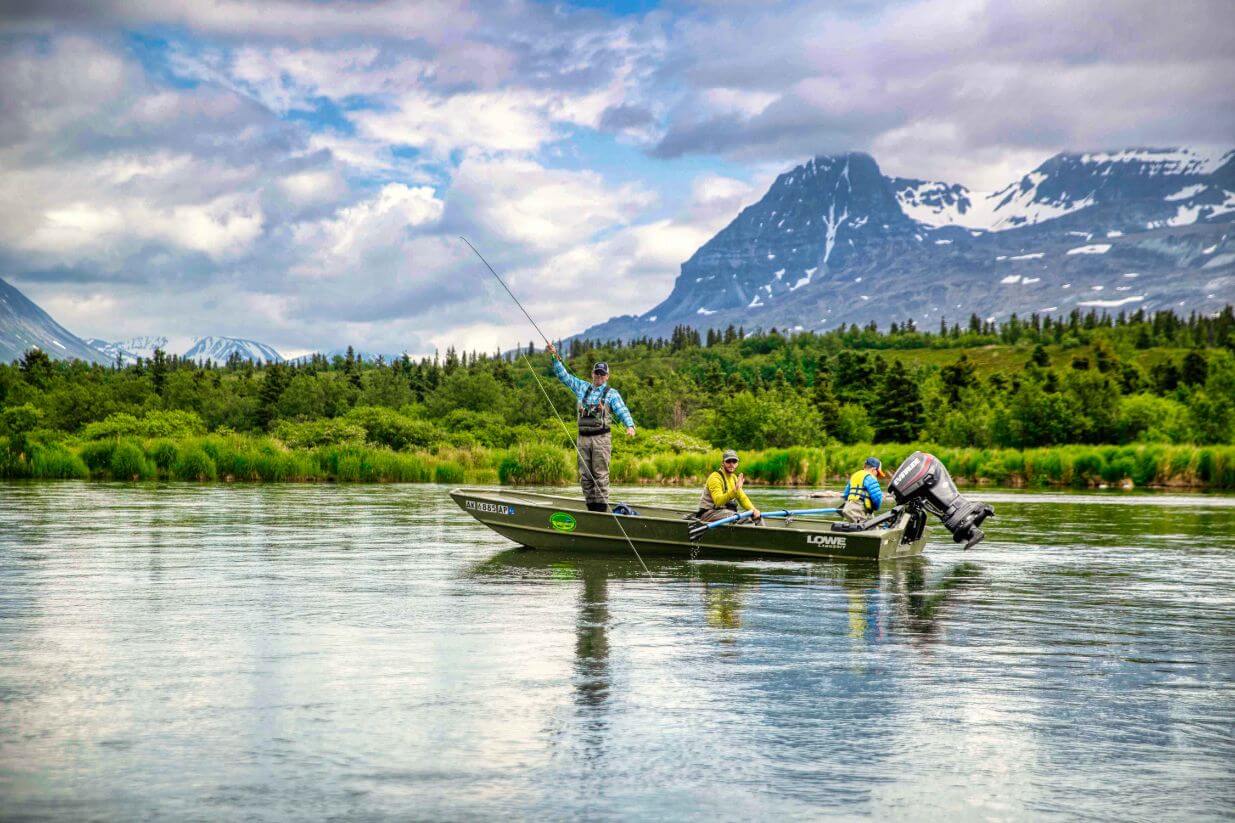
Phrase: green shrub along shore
[
  {"left": 3, "top": 419, "right": 1234, "bottom": 489},
  {"left": 3, "top": 306, "right": 1234, "bottom": 488}
]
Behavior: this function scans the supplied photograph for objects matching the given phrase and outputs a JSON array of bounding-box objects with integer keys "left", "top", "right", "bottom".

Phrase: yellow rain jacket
[{"left": 699, "top": 470, "right": 755, "bottom": 513}]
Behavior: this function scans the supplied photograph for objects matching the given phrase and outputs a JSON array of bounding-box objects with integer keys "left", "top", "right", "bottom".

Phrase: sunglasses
[{"left": 723, "top": 458, "right": 739, "bottom": 465}]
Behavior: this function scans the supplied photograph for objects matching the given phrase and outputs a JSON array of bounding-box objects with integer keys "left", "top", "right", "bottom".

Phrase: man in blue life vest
[
  {"left": 546, "top": 342, "right": 636, "bottom": 512},
  {"left": 841, "top": 457, "right": 887, "bottom": 522}
]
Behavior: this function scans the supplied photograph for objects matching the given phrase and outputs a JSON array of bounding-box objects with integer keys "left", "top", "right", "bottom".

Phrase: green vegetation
[{"left": 2, "top": 307, "right": 1235, "bottom": 487}]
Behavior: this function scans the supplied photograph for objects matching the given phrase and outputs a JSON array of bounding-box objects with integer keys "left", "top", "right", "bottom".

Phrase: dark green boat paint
[{"left": 450, "top": 487, "right": 928, "bottom": 560}]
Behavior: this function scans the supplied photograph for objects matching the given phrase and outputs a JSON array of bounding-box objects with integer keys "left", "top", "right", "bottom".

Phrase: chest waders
[
  {"left": 577, "top": 384, "right": 611, "bottom": 436},
  {"left": 577, "top": 384, "right": 612, "bottom": 510},
  {"left": 695, "top": 471, "right": 740, "bottom": 520}
]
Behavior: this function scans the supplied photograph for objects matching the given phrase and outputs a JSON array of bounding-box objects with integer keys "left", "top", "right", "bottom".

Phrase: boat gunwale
[{"left": 448, "top": 486, "right": 906, "bottom": 539}]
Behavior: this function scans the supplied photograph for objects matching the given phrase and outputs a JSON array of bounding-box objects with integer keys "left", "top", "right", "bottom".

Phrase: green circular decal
[{"left": 550, "top": 512, "right": 577, "bottom": 532}]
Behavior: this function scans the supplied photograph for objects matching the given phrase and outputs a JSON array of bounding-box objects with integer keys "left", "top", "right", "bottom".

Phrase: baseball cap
[
  {"left": 592, "top": 362, "right": 609, "bottom": 375},
  {"left": 865, "top": 457, "right": 887, "bottom": 478},
  {"left": 722, "top": 449, "right": 739, "bottom": 463}
]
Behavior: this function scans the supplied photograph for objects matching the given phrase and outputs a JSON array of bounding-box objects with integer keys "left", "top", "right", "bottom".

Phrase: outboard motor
[{"left": 888, "top": 451, "right": 994, "bottom": 549}]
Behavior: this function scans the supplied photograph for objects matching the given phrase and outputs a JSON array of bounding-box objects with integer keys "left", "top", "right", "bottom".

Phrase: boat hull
[{"left": 450, "top": 488, "right": 928, "bottom": 561}]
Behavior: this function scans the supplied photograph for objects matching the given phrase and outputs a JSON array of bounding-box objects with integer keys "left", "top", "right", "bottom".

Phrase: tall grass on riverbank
[{"left": 2, "top": 433, "right": 1233, "bottom": 488}]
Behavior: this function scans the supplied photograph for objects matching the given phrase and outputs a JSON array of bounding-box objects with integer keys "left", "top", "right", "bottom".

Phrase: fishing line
[{"left": 460, "top": 236, "right": 652, "bottom": 577}]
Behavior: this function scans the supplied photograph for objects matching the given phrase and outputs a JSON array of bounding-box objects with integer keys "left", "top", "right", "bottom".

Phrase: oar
[
  {"left": 761, "top": 507, "right": 841, "bottom": 520},
  {"left": 688, "top": 507, "right": 840, "bottom": 541}
]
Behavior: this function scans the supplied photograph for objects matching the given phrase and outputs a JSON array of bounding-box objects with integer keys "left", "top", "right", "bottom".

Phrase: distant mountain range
[
  {"left": 182, "top": 336, "right": 283, "bottom": 364},
  {"left": 0, "top": 279, "right": 404, "bottom": 366},
  {"left": 580, "top": 146, "right": 1235, "bottom": 340},
  {"left": 83, "top": 335, "right": 284, "bottom": 365},
  {"left": 290, "top": 349, "right": 405, "bottom": 364},
  {"left": 0, "top": 282, "right": 288, "bottom": 366},
  {"left": 84, "top": 336, "right": 170, "bottom": 365}
]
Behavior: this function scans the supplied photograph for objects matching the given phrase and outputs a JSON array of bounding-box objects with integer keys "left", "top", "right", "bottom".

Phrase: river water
[{"left": 1, "top": 482, "right": 1232, "bottom": 821}]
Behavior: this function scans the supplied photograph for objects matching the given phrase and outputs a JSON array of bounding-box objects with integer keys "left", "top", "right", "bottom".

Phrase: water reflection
[
  {"left": 574, "top": 558, "right": 610, "bottom": 761},
  {"left": 473, "top": 549, "right": 984, "bottom": 646},
  {"left": 3, "top": 483, "right": 1234, "bottom": 820}
]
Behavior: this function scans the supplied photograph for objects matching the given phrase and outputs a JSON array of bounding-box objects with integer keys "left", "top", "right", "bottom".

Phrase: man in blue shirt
[
  {"left": 546, "top": 342, "right": 636, "bottom": 511},
  {"left": 841, "top": 457, "right": 887, "bottom": 522}
]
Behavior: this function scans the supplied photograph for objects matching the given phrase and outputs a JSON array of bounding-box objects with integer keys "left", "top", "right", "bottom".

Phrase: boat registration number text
[{"left": 466, "top": 501, "right": 515, "bottom": 515}]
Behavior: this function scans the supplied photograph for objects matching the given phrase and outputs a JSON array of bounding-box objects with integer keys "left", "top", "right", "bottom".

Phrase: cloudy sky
[{"left": 2, "top": 0, "right": 1232, "bottom": 357}]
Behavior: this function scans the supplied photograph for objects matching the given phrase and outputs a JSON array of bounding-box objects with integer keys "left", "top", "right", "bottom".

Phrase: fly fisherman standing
[{"left": 545, "top": 342, "right": 636, "bottom": 512}]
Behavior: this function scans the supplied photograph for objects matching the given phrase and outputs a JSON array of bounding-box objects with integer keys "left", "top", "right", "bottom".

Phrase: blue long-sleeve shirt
[
  {"left": 841, "top": 472, "right": 884, "bottom": 511},
  {"left": 552, "top": 359, "right": 635, "bottom": 429}
]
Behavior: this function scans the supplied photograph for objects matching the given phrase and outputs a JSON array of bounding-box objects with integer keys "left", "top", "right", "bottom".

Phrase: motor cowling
[{"left": 888, "top": 451, "right": 994, "bottom": 549}]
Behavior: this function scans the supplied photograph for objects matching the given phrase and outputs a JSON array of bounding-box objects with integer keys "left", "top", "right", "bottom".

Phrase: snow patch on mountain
[
  {"left": 1078, "top": 147, "right": 1227, "bottom": 176},
  {"left": 892, "top": 179, "right": 973, "bottom": 226},
  {"left": 1080, "top": 295, "right": 1145, "bottom": 308},
  {"left": 1166, "top": 184, "right": 1208, "bottom": 201},
  {"left": 790, "top": 267, "right": 817, "bottom": 291},
  {"left": 895, "top": 170, "right": 1097, "bottom": 232},
  {"left": 1067, "top": 244, "right": 1112, "bottom": 255},
  {"left": 821, "top": 203, "right": 847, "bottom": 264},
  {"left": 984, "top": 173, "right": 1097, "bottom": 231}
]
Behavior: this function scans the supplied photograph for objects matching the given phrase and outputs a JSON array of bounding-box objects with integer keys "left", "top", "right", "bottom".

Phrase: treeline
[
  {"left": 1, "top": 306, "right": 1233, "bottom": 485},
  {"left": 561, "top": 303, "right": 1235, "bottom": 355},
  {"left": 9, "top": 428, "right": 1234, "bottom": 490}
]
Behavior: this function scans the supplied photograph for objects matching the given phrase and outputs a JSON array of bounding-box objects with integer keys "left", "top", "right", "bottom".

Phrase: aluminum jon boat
[{"left": 450, "top": 487, "right": 928, "bottom": 560}]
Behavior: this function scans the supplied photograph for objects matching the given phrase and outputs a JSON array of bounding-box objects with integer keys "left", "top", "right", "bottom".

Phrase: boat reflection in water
[{"left": 470, "top": 549, "right": 985, "bottom": 674}]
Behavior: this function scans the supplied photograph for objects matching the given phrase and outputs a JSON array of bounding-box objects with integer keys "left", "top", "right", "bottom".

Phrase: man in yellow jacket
[{"left": 695, "top": 450, "right": 762, "bottom": 523}]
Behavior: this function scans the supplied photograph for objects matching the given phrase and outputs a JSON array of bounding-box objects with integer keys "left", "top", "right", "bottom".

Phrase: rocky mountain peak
[
  {"left": 580, "top": 145, "right": 1235, "bottom": 343},
  {"left": 642, "top": 153, "right": 917, "bottom": 324},
  {"left": 1, "top": 277, "right": 109, "bottom": 364}
]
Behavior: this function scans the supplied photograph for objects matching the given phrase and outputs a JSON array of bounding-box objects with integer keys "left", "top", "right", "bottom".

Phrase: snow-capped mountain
[
  {"left": 288, "top": 349, "right": 403, "bottom": 365},
  {"left": 85, "top": 336, "right": 170, "bottom": 365},
  {"left": 580, "top": 147, "right": 1235, "bottom": 340},
  {"left": 85, "top": 335, "right": 282, "bottom": 364},
  {"left": 895, "top": 147, "right": 1235, "bottom": 232},
  {"left": 182, "top": 336, "right": 283, "bottom": 364},
  {"left": 1, "top": 277, "right": 110, "bottom": 364}
]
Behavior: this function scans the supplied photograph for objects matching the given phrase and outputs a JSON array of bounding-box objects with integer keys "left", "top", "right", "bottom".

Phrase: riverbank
[{"left": 3, "top": 433, "right": 1233, "bottom": 489}]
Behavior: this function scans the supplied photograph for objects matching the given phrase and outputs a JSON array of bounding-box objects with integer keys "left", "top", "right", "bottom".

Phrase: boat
[{"left": 450, "top": 487, "right": 929, "bottom": 560}]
